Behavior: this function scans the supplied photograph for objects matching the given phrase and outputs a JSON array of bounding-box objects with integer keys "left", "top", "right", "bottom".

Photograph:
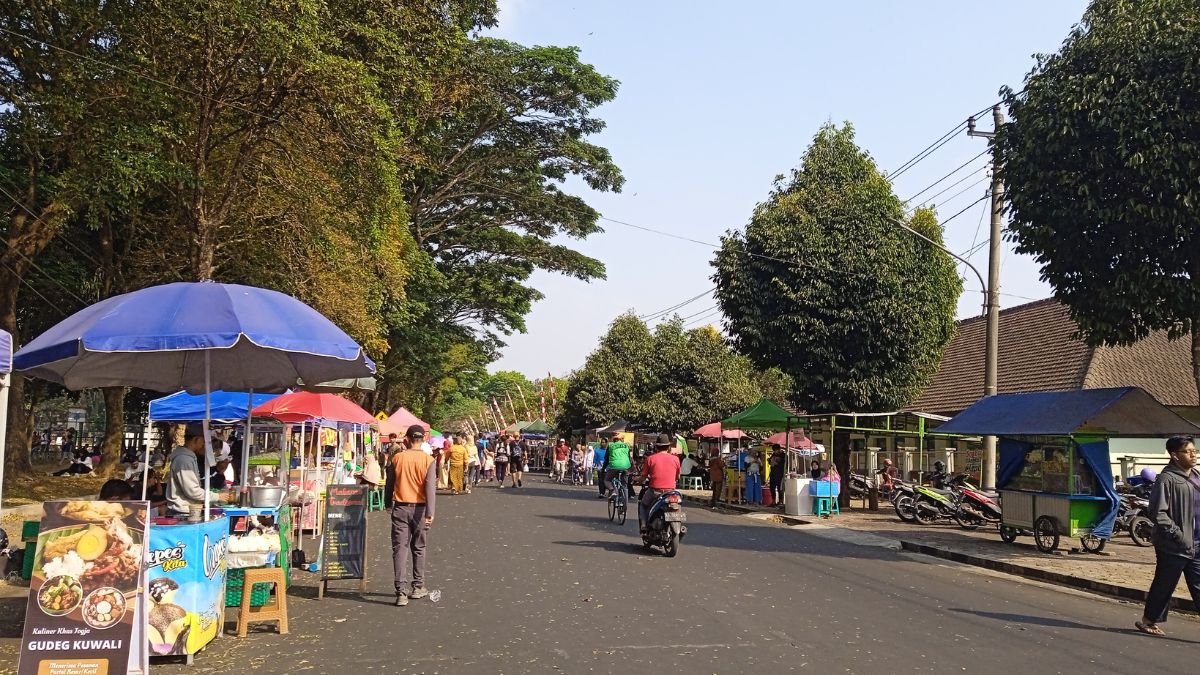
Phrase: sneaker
[
  {"left": 409, "top": 587, "right": 429, "bottom": 600},
  {"left": 518, "top": 479, "right": 523, "bottom": 487},
  {"left": 395, "top": 593, "right": 409, "bottom": 607}
]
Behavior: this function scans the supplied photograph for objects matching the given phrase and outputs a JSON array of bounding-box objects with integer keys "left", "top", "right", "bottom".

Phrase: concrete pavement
[{"left": 2, "top": 478, "right": 1198, "bottom": 674}]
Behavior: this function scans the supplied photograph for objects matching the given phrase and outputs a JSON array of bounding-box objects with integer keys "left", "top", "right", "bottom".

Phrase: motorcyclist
[
  {"left": 878, "top": 458, "right": 898, "bottom": 490},
  {"left": 637, "top": 434, "right": 682, "bottom": 534},
  {"left": 925, "top": 460, "right": 948, "bottom": 489}
]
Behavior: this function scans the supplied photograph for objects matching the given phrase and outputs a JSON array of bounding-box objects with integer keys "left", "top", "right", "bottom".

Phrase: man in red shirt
[
  {"left": 638, "top": 434, "right": 681, "bottom": 533},
  {"left": 552, "top": 439, "right": 570, "bottom": 482}
]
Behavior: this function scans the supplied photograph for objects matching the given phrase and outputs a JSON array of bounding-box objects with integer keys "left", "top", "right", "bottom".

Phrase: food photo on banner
[
  {"left": 145, "top": 518, "right": 229, "bottom": 657},
  {"left": 18, "top": 500, "right": 150, "bottom": 675}
]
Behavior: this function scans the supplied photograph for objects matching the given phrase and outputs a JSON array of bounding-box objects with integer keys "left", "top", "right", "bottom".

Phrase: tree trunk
[
  {"left": 4, "top": 374, "right": 35, "bottom": 477},
  {"left": 834, "top": 429, "right": 852, "bottom": 510},
  {"left": 1193, "top": 322, "right": 1200, "bottom": 409},
  {"left": 96, "top": 387, "right": 126, "bottom": 478}
]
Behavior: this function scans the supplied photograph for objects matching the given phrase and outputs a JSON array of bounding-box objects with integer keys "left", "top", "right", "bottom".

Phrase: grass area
[{"left": 2, "top": 461, "right": 109, "bottom": 510}]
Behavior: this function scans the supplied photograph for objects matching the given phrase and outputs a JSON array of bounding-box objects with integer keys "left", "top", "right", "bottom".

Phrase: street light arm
[{"left": 892, "top": 219, "right": 988, "bottom": 316}]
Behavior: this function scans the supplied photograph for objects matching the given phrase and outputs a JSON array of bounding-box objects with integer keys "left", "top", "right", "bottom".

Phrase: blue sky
[{"left": 488, "top": 0, "right": 1091, "bottom": 379}]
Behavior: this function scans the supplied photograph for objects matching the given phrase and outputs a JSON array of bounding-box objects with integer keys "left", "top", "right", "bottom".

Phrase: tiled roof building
[{"left": 910, "top": 298, "right": 1198, "bottom": 416}]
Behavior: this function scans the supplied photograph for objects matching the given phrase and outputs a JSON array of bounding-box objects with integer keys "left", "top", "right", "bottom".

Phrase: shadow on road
[
  {"left": 540, "top": 514, "right": 901, "bottom": 562},
  {"left": 947, "top": 607, "right": 1200, "bottom": 645},
  {"left": 553, "top": 539, "right": 651, "bottom": 556}
]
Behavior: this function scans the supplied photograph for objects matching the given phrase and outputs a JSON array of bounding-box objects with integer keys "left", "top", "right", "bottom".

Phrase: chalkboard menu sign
[{"left": 321, "top": 485, "right": 368, "bottom": 584}]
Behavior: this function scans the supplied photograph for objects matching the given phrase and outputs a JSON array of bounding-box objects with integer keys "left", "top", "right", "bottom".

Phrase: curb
[{"left": 684, "top": 494, "right": 1193, "bottom": 614}]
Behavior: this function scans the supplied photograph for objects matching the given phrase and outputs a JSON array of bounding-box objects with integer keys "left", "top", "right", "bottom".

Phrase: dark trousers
[
  {"left": 710, "top": 480, "right": 724, "bottom": 507},
  {"left": 495, "top": 461, "right": 508, "bottom": 484},
  {"left": 1144, "top": 547, "right": 1200, "bottom": 623},
  {"left": 390, "top": 503, "right": 428, "bottom": 596},
  {"left": 769, "top": 476, "right": 784, "bottom": 504}
]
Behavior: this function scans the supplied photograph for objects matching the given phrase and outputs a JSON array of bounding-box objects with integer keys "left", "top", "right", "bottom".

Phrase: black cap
[
  {"left": 653, "top": 433, "right": 672, "bottom": 447},
  {"left": 406, "top": 425, "right": 426, "bottom": 438}
]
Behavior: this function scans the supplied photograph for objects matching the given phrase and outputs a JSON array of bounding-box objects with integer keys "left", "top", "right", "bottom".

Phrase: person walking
[
  {"left": 508, "top": 436, "right": 525, "bottom": 488},
  {"left": 708, "top": 452, "right": 727, "bottom": 509},
  {"left": 445, "top": 435, "right": 469, "bottom": 495},
  {"left": 593, "top": 439, "right": 609, "bottom": 497},
  {"left": 552, "top": 439, "right": 570, "bottom": 482},
  {"left": 1137, "top": 436, "right": 1200, "bottom": 636},
  {"left": 494, "top": 435, "right": 510, "bottom": 486},
  {"left": 465, "top": 439, "right": 480, "bottom": 493},
  {"left": 745, "top": 450, "right": 763, "bottom": 505},
  {"left": 768, "top": 445, "right": 786, "bottom": 507},
  {"left": 387, "top": 425, "right": 437, "bottom": 607}
]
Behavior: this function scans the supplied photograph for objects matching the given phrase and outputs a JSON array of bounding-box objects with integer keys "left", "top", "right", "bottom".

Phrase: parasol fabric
[
  {"left": 252, "top": 391, "right": 376, "bottom": 426},
  {"left": 693, "top": 421, "right": 746, "bottom": 439},
  {"left": 0, "top": 328, "right": 11, "bottom": 374},
  {"left": 13, "top": 281, "right": 374, "bottom": 393},
  {"left": 377, "top": 407, "right": 431, "bottom": 437},
  {"left": 765, "top": 429, "right": 817, "bottom": 450}
]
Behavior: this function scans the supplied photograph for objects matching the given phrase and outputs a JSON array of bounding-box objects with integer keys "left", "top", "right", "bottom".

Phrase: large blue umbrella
[
  {"left": 14, "top": 282, "right": 374, "bottom": 515},
  {"left": 0, "top": 328, "right": 11, "bottom": 517},
  {"left": 13, "top": 281, "right": 374, "bottom": 393}
]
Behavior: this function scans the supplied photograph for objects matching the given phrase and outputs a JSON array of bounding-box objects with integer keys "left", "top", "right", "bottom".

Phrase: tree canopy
[
  {"left": 558, "top": 313, "right": 790, "bottom": 433},
  {"left": 996, "top": 0, "right": 1200, "bottom": 398},
  {"left": 712, "top": 123, "right": 961, "bottom": 412}
]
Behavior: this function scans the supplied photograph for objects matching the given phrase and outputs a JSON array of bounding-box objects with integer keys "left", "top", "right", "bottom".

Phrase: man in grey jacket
[
  {"left": 1137, "top": 435, "right": 1200, "bottom": 636},
  {"left": 165, "top": 424, "right": 208, "bottom": 517}
]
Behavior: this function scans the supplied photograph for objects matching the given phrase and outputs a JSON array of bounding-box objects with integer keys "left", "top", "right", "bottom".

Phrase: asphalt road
[{"left": 5, "top": 478, "right": 1197, "bottom": 674}]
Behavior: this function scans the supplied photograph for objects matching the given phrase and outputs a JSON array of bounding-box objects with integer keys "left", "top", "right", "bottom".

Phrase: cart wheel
[
  {"left": 999, "top": 525, "right": 1019, "bottom": 543},
  {"left": 1080, "top": 534, "right": 1106, "bottom": 553},
  {"left": 1033, "top": 516, "right": 1060, "bottom": 553}
]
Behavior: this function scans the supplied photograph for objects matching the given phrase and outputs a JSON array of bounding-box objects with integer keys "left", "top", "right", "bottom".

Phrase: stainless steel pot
[{"left": 250, "top": 485, "right": 286, "bottom": 509}]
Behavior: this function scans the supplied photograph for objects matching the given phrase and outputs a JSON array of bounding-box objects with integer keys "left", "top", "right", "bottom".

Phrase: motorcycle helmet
[
  {"left": 1139, "top": 467, "right": 1158, "bottom": 483},
  {"left": 933, "top": 460, "right": 945, "bottom": 472}
]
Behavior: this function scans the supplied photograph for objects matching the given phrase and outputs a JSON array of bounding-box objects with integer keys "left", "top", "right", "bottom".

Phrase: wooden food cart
[{"left": 937, "top": 387, "right": 1200, "bottom": 554}]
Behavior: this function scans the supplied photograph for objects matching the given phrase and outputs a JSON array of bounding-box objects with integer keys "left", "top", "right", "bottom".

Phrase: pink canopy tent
[
  {"left": 765, "top": 429, "right": 817, "bottom": 450},
  {"left": 378, "top": 406, "right": 431, "bottom": 438},
  {"left": 693, "top": 421, "right": 747, "bottom": 439}
]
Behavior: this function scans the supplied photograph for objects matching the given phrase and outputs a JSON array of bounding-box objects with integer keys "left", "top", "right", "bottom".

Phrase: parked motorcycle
[
  {"left": 911, "top": 474, "right": 973, "bottom": 525},
  {"left": 890, "top": 480, "right": 919, "bottom": 522},
  {"left": 1113, "top": 493, "right": 1154, "bottom": 547},
  {"left": 954, "top": 485, "right": 1002, "bottom": 530},
  {"left": 848, "top": 472, "right": 870, "bottom": 501},
  {"left": 641, "top": 489, "right": 687, "bottom": 557}
]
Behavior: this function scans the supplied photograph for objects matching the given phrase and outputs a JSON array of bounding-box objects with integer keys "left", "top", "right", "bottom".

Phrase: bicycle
[{"left": 607, "top": 471, "right": 628, "bottom": 525}]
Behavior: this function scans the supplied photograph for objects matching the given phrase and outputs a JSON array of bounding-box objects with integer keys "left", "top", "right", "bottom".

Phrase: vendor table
[
  {"left": 146, "top": 517, "right": 229, "bottom": 662},
  {"left": 223, "top": 505, "right": 292, "bottom": 607}
]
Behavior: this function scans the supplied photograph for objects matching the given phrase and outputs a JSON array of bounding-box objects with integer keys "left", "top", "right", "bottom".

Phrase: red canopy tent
[
  {"left": 377, "top": 406, "right": 431, "bottom": 438},
  {"left": 251, "top": 391, "right": 376, "bottom": 425},
  {"left": 693, "top": 422, "right": 747, "bottom": 440},
  {"left": 765, "top": 429, "right": 817, "bottom": 450}
]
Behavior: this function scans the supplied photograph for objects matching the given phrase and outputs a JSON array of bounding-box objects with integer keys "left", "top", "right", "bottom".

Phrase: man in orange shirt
[{"left": 386, "top": 424, "right": 437, "bottom": 607}]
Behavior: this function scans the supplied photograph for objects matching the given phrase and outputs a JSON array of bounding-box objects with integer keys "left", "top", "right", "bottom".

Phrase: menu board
[
  {"left": 320, "top": 485, "right": 367, "bottom": 582},
  {"left": 18, "top": 500, "right": 150, "bottom": 675}
]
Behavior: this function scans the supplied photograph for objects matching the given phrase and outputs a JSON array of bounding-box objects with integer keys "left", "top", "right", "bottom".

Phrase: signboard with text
[
  {"left": 18, "top": 500, "right": 150, "bottom": 675},
  {"left": 319, "top": 485, "right": 368, "bottom": 597}
]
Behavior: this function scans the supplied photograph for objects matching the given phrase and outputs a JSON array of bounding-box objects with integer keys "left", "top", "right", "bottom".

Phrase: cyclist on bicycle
[{"left": 602, "top": 436, "right": 633, "bottom": 499}]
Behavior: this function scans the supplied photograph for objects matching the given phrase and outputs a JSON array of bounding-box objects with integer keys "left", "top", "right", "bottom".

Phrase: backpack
[
  {"left": 495, "top": 445, "right": 510, "bottom": 463},
  {"left": 509, "top": 442, "right": 523, "bottom": 459}
]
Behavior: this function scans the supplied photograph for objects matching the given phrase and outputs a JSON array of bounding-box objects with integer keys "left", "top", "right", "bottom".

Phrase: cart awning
[{"left": 937, "top": 387, "right": 1200, "bottom": 437}]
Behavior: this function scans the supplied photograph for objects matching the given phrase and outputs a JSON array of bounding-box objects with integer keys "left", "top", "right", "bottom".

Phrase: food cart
[{"left": 937, "top": 387, "right": 1200, "bottom": 553}]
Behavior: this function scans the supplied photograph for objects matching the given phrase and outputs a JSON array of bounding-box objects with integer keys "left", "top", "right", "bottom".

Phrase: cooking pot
[{"left": 250, "top": 485, "right": 286, "bottom": 509}]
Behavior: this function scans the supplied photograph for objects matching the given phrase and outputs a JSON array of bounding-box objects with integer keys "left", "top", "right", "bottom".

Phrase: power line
[
  {"left": 637, "top": 287, "right": 715, "bottom": 320},
  {"left": 903, "top": 150, "right": 989, "bottom": 204},
  {"left": 939, "top": 194, "right": 991, "bottom": 228},
  {"left": 0, "top": 180, "right": 103, "bottom": 268}
]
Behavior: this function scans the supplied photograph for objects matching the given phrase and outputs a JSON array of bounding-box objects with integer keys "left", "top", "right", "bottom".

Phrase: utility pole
[{"left": 968, "top": 105, "right": 1004, "bottom": 490}]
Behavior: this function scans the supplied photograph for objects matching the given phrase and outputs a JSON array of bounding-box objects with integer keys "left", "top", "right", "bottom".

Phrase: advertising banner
[
  {"left": 144, "top": 517, "right": 228, "bottom": 657},
  {"left": 18, "top": 500, "right": 150, "bottom": 675}
]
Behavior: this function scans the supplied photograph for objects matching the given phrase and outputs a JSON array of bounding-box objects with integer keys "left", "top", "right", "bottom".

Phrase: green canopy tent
[
  {"left": 504, "top": 420, "right": 531, "bottom": 435},
  {"left": 722, "top": 398, "right": 808, "bottom": 476},
  {"left": 521, "top": 419, "right": 551, "bottom": 439}
]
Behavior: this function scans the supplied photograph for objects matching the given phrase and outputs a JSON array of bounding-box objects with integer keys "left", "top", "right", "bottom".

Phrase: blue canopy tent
[
  {"left": 938, "top": 387, "right": 1200, "bottom": 552},
  {"left": 150, "top": 390, "right": 281, "bottom": 422}
]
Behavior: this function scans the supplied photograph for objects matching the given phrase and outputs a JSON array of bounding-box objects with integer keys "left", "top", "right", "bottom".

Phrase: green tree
[
  {"left": 996, "top": 0, "right": 1200, "bottom": 399},
  {"left": 712, "top": 123, "right": 961, "bottom": 412},
  {"left": 558, "top": 314, "right": 653, "bottom": 432}
]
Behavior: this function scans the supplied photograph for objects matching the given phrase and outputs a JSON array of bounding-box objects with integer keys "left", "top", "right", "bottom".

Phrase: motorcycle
[
  {"left": 641, "top": 489, "right": 687, "bottom": 557},
  {"left": 890, "top": 480, "right": 919, "bottom": 522},
  {"left": 954, "top": 486, "right": 1002, "bottom": 530},
  {"left": 911, "top": 474, "right": 972, "bottom": 525},
  {"left": 1113, "top": 493, "right": 1154, "bottom": 547},
  {"left": 848, "top": 472, "right": 870, "bottom": 501}
]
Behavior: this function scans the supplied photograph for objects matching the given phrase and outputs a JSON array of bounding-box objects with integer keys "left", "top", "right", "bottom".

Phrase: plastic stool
[
  {"left": 678, "top": 476, "right": 704, "bottom": 491},
  {"left": 813, "top": 497, "right": 841, "bottom": 517},
  {"left": 368, "top": 487, "right": 385, "bottom": 512},
  {"left": 236, "top": 566, "right": 289, "bottom": 637}
]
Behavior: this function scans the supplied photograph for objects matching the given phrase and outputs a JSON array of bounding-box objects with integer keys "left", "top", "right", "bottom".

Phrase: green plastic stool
[
  {"left": 368, "top": 487, "right": 385, "bottom": 512},
  {"left": 813, "top": 497, "right": 840, "bottom": 517}
]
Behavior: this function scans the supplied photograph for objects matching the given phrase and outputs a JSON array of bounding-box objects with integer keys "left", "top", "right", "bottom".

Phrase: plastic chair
[
  {"left": 368, "top": 487, "right": 385, "bottom": 512},
  {"left": 236, "top": 566, "right": 289, "bottom": 637},
  {"left": 679, "top": 476, "right": 704, "bottom": 491}
]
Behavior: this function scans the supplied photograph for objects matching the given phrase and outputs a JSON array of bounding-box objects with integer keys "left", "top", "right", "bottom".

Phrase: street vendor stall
[
  {"left": 937, "top": 387, "right": 1200, "bottom": 553},
  {"left": 12, "top": 280, "right": 374, "bottom": 670},
  {"left": 721, "top": 399, "right": 811, "bottom": 510}
]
